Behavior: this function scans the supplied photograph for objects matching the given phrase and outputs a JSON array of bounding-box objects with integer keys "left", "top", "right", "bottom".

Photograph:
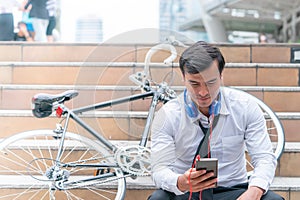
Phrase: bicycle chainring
[{"left": 114, "top": 145, "right": 151, "bottom": 176}]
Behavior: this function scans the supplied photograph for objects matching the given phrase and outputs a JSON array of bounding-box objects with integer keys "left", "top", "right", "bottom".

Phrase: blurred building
[
  {"left": 75, "top": 16, "right": 103, "bottom": 43},
  {"left": 179, "top": 0, "right": 300, "bottom": 43},
  {"left": 159, "top": 0, "right": 208, "bottom": 42}
]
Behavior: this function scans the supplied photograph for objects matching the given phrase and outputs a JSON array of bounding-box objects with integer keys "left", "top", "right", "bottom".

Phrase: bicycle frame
[{"left": 52, "top": 88, "right": 163, "bottom": 179}]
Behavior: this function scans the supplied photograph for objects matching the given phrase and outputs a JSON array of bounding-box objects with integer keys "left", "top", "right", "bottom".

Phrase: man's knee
[{"left": 148, "top": 189, "right": 175, "bottom": 200}]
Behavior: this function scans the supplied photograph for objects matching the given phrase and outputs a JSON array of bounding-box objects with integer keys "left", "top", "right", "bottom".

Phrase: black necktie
[
  {"left": 193, "top": 115, "right": 219, "bottom": 160},
  {"left": 193, "top": 115, "right": 220, "bottom": 200}
]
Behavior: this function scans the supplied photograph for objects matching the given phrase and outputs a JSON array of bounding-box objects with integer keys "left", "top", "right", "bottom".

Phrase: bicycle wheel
[
  {"left": 242, "top": 91, "right": 285, "bottom": 175},
  {"left": 0, "top": 129, "right": 126, "bottom": 200}
]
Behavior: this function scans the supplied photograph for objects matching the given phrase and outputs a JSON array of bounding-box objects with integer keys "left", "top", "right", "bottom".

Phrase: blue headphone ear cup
[
  {"left": 185, "top": 101, "right": 198, "bottom": 118},
  {"left": 184, "top": 90, "right": 198, "bottom": 118},
  {"left": 209, "top": 100, "right": 221, "bottom": 115}
]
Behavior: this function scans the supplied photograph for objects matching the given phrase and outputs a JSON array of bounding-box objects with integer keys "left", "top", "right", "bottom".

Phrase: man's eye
[
  {"left": 190, "top": 83, "right": 199, "bottom": 86},
  {"left": 207, "top": 80, "right": 217, "bottom": 85}
]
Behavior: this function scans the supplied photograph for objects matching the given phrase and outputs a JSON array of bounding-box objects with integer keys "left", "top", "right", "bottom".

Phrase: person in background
[
  {"left": 148, "top": 41, "right": 284, "bottom": 200},
  {"left": 26, "top": 0, "right": 49, "bottom": 42},
  {"left": 0, "top": 0, "right": 20, "bottom": 41},
  {"left": 21, "top": 0, "right": 35, "bottom": 40},
  {"left": 14, "top": 21, "right": 33, "bottom": 41},
  {"left": 259, "top": 33, "right": 268, "bottom": 43},
  {"left": 46, "top": 0, "right": 57, "bottom": 42}
]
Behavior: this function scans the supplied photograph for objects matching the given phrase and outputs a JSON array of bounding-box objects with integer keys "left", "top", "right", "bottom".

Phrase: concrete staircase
[{"left": 0, "top": 42, "right": 300, "bottom": 199}]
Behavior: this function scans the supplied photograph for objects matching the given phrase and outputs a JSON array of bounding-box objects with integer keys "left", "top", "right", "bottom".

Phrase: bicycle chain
[
  {"left": 57, "top": 173, "right": 132, "bottom": 190},
  {"left": 50, "top": 146, "right": 151, "bottom": 190}
]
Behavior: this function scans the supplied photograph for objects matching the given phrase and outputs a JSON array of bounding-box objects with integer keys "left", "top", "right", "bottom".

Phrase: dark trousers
[{"left": 148, "top": 183, "right": 284, "bottom": 200}]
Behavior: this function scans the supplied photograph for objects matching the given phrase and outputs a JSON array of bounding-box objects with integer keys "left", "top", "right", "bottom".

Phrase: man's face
[{"left": 183, "top": 60, "right": 222, "bottom": 112}]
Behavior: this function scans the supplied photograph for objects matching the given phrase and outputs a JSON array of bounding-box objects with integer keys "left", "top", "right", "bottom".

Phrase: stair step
[
  {"left": 0, "top": 109, "right": 299, "bottom": 143},
  {"left": 2, "top": 85, "right": 300, "bottom": 112},
  {"left": 1, "top": 109, "right": 300, "bottom": 120},
  {"left": 0, "top": 176, "right": 297, "bottom": 195}
]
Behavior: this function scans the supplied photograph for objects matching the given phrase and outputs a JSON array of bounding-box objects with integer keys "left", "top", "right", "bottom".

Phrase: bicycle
[{"left": 0, "top": 42, "right": 284, "bottom": 200}]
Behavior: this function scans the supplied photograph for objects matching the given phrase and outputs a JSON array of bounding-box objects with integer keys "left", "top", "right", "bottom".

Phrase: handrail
[{"left": 1, "top": 61, "right": 300, "bottom": 68}]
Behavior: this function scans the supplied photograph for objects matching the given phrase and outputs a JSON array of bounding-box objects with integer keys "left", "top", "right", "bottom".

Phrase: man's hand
[
  {"left": 237, "top": 186, "right": 264, "bottom": 200},
  {"left": 177, "top": 168, "right": 217, "bottom": 192}
]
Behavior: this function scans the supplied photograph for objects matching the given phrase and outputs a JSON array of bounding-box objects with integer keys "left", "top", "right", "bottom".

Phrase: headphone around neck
[{"left": 184, "top": 89, "right": 221, "bottom": 118}]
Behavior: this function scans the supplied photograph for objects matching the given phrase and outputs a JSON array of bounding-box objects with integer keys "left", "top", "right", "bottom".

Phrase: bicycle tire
[
  {"left": 0, "top": 129, "right": 126, "bottom": 200},
  {"left": 236, "top": 89, "right": 285, "bottom": 176}
]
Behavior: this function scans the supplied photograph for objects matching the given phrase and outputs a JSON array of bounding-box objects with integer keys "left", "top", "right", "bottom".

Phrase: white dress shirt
[{"left": 151, "top": 87, "right": 277, "bottom": 195}]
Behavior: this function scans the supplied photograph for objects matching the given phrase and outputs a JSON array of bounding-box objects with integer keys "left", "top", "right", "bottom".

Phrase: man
[{"left": 149, "top": 41, "right": 283, "bottom": 200}]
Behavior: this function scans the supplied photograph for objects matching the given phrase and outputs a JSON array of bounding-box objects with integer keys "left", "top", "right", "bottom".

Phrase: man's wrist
[{"left": 249, "top": 186, "right": 264, "bottom": 196}]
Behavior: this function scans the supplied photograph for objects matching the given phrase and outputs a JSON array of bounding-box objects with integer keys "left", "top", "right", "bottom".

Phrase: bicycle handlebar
[
  {"left": 144, "top": 43, "right": 177, "bottom": 79},
  {"left": 129, "top": 43, "right": 178, "bottom": 89}
]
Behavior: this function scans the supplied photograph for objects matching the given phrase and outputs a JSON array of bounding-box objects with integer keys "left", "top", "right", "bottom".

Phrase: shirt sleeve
[
  {"left": 150, "top": 107, "right": 184, "bottom": 195},
  {"left": 244, "top": 99, "right": 277, "bottom": 192}
]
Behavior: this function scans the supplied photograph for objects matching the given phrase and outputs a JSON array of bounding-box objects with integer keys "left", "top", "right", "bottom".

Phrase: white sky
[{"left": 60, "top": 0, "right": 159, "bottom": 42}]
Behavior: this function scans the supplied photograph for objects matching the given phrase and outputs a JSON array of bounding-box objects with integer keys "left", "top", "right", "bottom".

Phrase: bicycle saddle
[{"left": 32, "top": 90, "right": 78, "bottom": 118}]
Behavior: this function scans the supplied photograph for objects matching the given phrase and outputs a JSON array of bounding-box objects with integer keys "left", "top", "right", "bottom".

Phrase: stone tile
[
  {"left": 0, "top": 45, "right": 22, "bottom": 61},
  {"left": 125, "top": 189, "right": 154, "bottom": 200},
  {"left": 87, "top": 45, "right": 136, "bottom": 62},
  {"left": 97, "top": 118, "right": 130, "bottom": 140},
  {"left": 223, "top": 68, "right": 256, "bottom": 86},
  {"left": 264, "top": 92, "right": 300, "bottom": 112},
  {"left": 247, "top": 91, "right": 264, "bottom": 101},
  {"left": 277, "top": 152, "right": 300, "bottom": 176},
  {"left": 13, "top": 66, "right": 79, "bottom": 84},
  {"left": 291, "top": 191, "right": 300, "bottom": 200},
  {"left": 0, "top": 89, "right": 76, "bottom": 110},
  {"left": 0, "top": 115, "right": 135, "bottom": 141},
  {"left": 257, "top": 68, "right": 298, "bottom": 86},
  {"left": 130, "top": 96, "right": 153, "bottom": 112},
  {"left": 1, "top": 90, "right": 35, "bottom": 109},
  {"left": 22, "top": 44, "right": 136, "bottom": 62},
  {"left": 75, "top": 66, "right": 108, "bottom": 85},
  {"left": 276, "top": 191, "right": 289, "bottom": 200},
  {"left": 0, "top": 66, "right": 13, "bottom": 84},
  {"left": 252, "top": 46, "right": 290, "bottom": 63},
  {"left": 22, "top": 45, "right": 95, "bottom": 62},
  {"left": 128, "top": 118, "right": 146, "bottom": 140},
  {"left": 218, "top": 46, "right": 251, "bottom": 63},
  {"left": 98, "top": 67, "right": 134, "bottom": 85},
  {"left": 280, "top": 120, "right": 300, "bottom": 142},
  {"left": 0, "top": 117, "right": 62, "bottom": 138},
  {"left": 274, "top": 191, "right": 289, "bottom": 200}
]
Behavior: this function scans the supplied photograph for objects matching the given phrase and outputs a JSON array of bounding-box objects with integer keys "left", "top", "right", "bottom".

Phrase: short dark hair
[{"left": 179, "top": 41, "right": 225, "bottom": 76}]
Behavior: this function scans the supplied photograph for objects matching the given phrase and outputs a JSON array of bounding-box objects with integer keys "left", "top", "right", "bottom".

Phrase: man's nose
[{"left": 197, "top": 85, "right": 209, "bottom": 97}]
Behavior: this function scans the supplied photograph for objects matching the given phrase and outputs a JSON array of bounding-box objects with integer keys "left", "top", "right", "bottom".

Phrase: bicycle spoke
[{"left": 0, "top": 130, "right": 126, "bottom": 199}]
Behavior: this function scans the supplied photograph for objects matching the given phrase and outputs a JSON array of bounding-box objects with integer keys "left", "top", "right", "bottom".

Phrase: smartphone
[{"left": 195, "top": 158, "right": 218, "bottom": 186}]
